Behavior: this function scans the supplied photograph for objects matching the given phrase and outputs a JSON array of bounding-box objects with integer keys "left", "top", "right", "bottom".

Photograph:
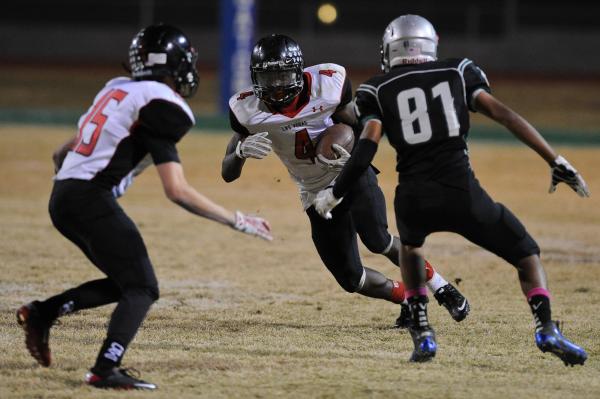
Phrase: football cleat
[
  {"left": 85, "top": 367, "right": 157, "bottom": 390},
  {"left": 16, "top": 301, "right": 52, "bottom": 367},
  {"left": 535, "top": 321, "right": 587, "bottom": 367},
  {"left": 408, "top": 326, "right": 437, "bottom": 362},
  {"left": 394, "top": 303, "right": 412, "bottom": 329},
  {"left": 434, "top": 284, "right": 470, "bottom": 322}
]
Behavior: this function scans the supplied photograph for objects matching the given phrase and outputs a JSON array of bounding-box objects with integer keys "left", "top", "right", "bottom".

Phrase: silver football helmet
[{"left": 380, "top": 15, "right": 438, "bottom": 72}]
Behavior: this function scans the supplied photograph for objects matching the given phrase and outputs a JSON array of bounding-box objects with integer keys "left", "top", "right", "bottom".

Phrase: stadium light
[{"left": 317, "top": 3, "right": 337, "bottom": 24}]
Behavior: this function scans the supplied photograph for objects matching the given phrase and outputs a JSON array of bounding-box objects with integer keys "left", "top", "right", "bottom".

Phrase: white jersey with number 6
[{"left": 56, "top": 77, "right": 194, "bottom": 183}]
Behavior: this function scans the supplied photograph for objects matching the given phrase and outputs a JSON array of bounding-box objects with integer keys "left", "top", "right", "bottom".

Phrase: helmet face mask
[
  {"left": 129, "top": 24, "right": 199, "bottom": 98},
  {"left": 381, "top": 15, "right": 438, "bottom": 72},
  {"left": 250, "top": 34, "right": 304, "bottom": 107}
]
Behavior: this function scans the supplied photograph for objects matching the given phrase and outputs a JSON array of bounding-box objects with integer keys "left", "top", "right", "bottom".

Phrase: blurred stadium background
[
  {"left": 1, "top": 2, "right": 600, "bottom": 398},
  {"left": 1, "top": 0, "right": 599, "bottom": 142}
]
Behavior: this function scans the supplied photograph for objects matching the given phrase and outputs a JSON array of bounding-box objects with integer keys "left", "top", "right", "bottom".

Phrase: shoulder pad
[
  {"left": 229, "top": 87, "right": 261, "bottom": 126},
  {"left": 136, "top": 80, "right": 195, "bottom": 124},
  {"left": 305, "top": 63, "right": 347, "bottom": 105}
]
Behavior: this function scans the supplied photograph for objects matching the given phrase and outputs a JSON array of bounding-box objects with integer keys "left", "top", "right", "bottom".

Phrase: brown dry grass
[{"left": 1, "top": 126, "right": 599, "bottom": 398}]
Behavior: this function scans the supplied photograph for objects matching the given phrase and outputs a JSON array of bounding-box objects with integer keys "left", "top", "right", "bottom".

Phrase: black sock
[
  {"left": 407, "top": 295, "right": 430, "bottom": 329},
  {"left": 528, "top": 294, "right": 552, "bottom": 332},
  {"left": 91, "top": 287, "right": 156, "bottom": 373},
  {"left": 36, "top": 279, "right": 121, "bottom": 322},
  {"left": 92, "top": 338, "right": 127, "bottom": 375}
]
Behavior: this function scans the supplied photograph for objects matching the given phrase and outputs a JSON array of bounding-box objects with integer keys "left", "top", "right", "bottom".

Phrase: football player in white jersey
[
  {"left": 222, "top": 34, "right": 469, "bottom": 327},
  {"left": 16, "top": 25, "right": 272, "bottom": 390}
]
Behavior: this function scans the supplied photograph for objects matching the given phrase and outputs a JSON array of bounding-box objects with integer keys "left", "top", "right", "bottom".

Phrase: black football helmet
[
  {"left": 129, "top": 24, "right": 199, "bottom": 98},
  {"left": 250, "top": 34, "right": 304, "bottom": 106}
]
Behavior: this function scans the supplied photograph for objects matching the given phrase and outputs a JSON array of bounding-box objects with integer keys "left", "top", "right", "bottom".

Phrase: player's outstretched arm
[
  {"left": 474, "top": 91, "right": 557, "bottom": 162},
  {"left": 157, "top": 161, "right": 272, "bottom": 240},
  {"left": 474, "top": 91, "right": 589, "bottom": 197}
]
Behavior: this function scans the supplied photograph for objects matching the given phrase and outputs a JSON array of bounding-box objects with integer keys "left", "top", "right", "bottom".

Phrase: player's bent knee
[
  {"left": 497, "top": 204, "right": 541, "bottom": 265},
  {"left": 333, "top": 268, "right": 365, "bottom": 293},
  {"left": 146, "top": 285, "right": 160, "bottom": 301},
  {"left": 121, "top": 284, "right": 159, "bottom": 303},
  {"left": 361, "top": 232, "right": 393, "bottom": 254}
]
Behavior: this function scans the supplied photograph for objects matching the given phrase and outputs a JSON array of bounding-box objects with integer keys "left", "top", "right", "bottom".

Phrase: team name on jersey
[{"left": 281, "top": 120, "right": 308, "bottom": 131}]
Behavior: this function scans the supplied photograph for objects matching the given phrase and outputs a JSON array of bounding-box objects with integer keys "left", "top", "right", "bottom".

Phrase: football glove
[
  {"left": 313, "top": 187, "right": 343, "bottom": 220},
  {"left": 111, "top": 156, "right": 153, "bottom": 198},
  {"left": 549, "top": 155, "right": 590, "bottom": 197},
  {"left": 316, "top": 144, "right": 351, "bottom": 172},
  {"left": 233, "top": 211, "right": 273, "bottom": 241},
  {"left": 112, "top": 173, "right": 134, "bottom": 198},
  {"left": 235, "top": 132, "right": 272, "bottom": 159}
]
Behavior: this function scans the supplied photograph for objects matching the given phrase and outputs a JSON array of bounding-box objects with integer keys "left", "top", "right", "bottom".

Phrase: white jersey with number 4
[{"left": 229, "top": 63, "right": 347, "bottom": 209}]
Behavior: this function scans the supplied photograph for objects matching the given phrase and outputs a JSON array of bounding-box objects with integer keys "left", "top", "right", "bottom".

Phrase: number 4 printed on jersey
[
  {"left": 73, "top": 89, "right": 128, "bottom": 156},
  {"left": 294, "top": 128, "right": 316, "bottom": 163}
]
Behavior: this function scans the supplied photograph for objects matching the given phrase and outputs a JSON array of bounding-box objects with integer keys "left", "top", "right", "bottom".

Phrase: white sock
[{"left": 426, "top": 270, "right": 448, "bottom": 293}]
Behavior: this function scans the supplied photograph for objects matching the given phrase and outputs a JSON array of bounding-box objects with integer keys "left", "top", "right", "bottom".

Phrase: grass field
[{"left": 1, "top": 125, "right": 599, "bottom": 398}]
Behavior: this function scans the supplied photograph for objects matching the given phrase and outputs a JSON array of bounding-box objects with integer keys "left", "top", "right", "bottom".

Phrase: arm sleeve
[
  {"left": 229, "top": 108, "right": 251, "bottom": 137},
  {"left": 461, "top": 60, "right": 491, "bottom": 111},
  {"left": 332, "top": 138, "right": 378, "bottom": 198},
  {"left": 136, "top": 99, "right": 194, "bottom": 165},
  {"left": 354, "top": 84, "right": 383, "bottom": 126}
]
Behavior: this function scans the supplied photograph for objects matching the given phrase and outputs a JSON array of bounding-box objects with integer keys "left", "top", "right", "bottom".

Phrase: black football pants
[
  {"left": 307, "top": 167, "right": 392, "bottom": 292},
  {"left": 43, "top": 179, "right": 158, "bottom": 368},
  {"left": 394, "top": 171, "right": 540, "bottom": 265}
]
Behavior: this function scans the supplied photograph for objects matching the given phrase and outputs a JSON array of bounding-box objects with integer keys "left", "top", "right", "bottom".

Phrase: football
[{"left": 315, "top": 123, "right": 355, "bottom": 160}]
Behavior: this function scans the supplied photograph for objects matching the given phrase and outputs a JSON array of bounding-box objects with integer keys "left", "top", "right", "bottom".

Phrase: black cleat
[
  {"left": 16, "top": 301, "right": 52, "bottom": 367},
  {"left": 394, "top": 303, "right": 412, "bottom": 329},
  {"left": 434, "top": 284, "right": 470, "bottom": 322},
  {"left": 408, "top": 326, "right": 437, "bottom": 362},
  {"left": 535, "top": 321, "right": 587, "bottom": 367},
  {"left": 85, "top": 367, "right": 157, "bottom": 390}
]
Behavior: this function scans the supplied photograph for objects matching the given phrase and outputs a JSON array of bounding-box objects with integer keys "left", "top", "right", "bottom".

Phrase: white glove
[
  {"left": 313, "top": 187, "right": 343, "bottom": 220},
  {"left": 233, "top": 211, "right": 273, "bottom": 241},
  {"left": 111, "top": 156, "right": 153, "bottom": 198},
  {"left": 549, "top": 155, "right": 590, "bottom": 197},
  {"left": 112, "top": 173, "right": 134, "bottom": 198},
  {"left": 235, "top": 132, "right": 272, "bottom": 159},
  {"left": 316, "top": 144, "right": 351, "bottom": 172}
]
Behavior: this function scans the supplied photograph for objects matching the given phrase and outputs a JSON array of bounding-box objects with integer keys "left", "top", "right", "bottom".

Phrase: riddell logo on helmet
[{"left": 400, "top": 58, "right": 429, "bottom": 64}]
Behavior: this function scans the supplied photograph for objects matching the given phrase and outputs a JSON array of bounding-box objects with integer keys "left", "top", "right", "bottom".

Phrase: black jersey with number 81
[{"left": 355, "top": 58, "right": 490, "bottom": 181}]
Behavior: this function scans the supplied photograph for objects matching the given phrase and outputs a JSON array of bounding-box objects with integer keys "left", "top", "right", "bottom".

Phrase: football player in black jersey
[
  {"left": 222, "top": 34, "right": 470, "bottom": 330},
  {"left": 16, "top": 25, "right": 272, "bottom": 390},
  {"left": 315, "top": 15, "right": 589, "bottom": 365}
]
